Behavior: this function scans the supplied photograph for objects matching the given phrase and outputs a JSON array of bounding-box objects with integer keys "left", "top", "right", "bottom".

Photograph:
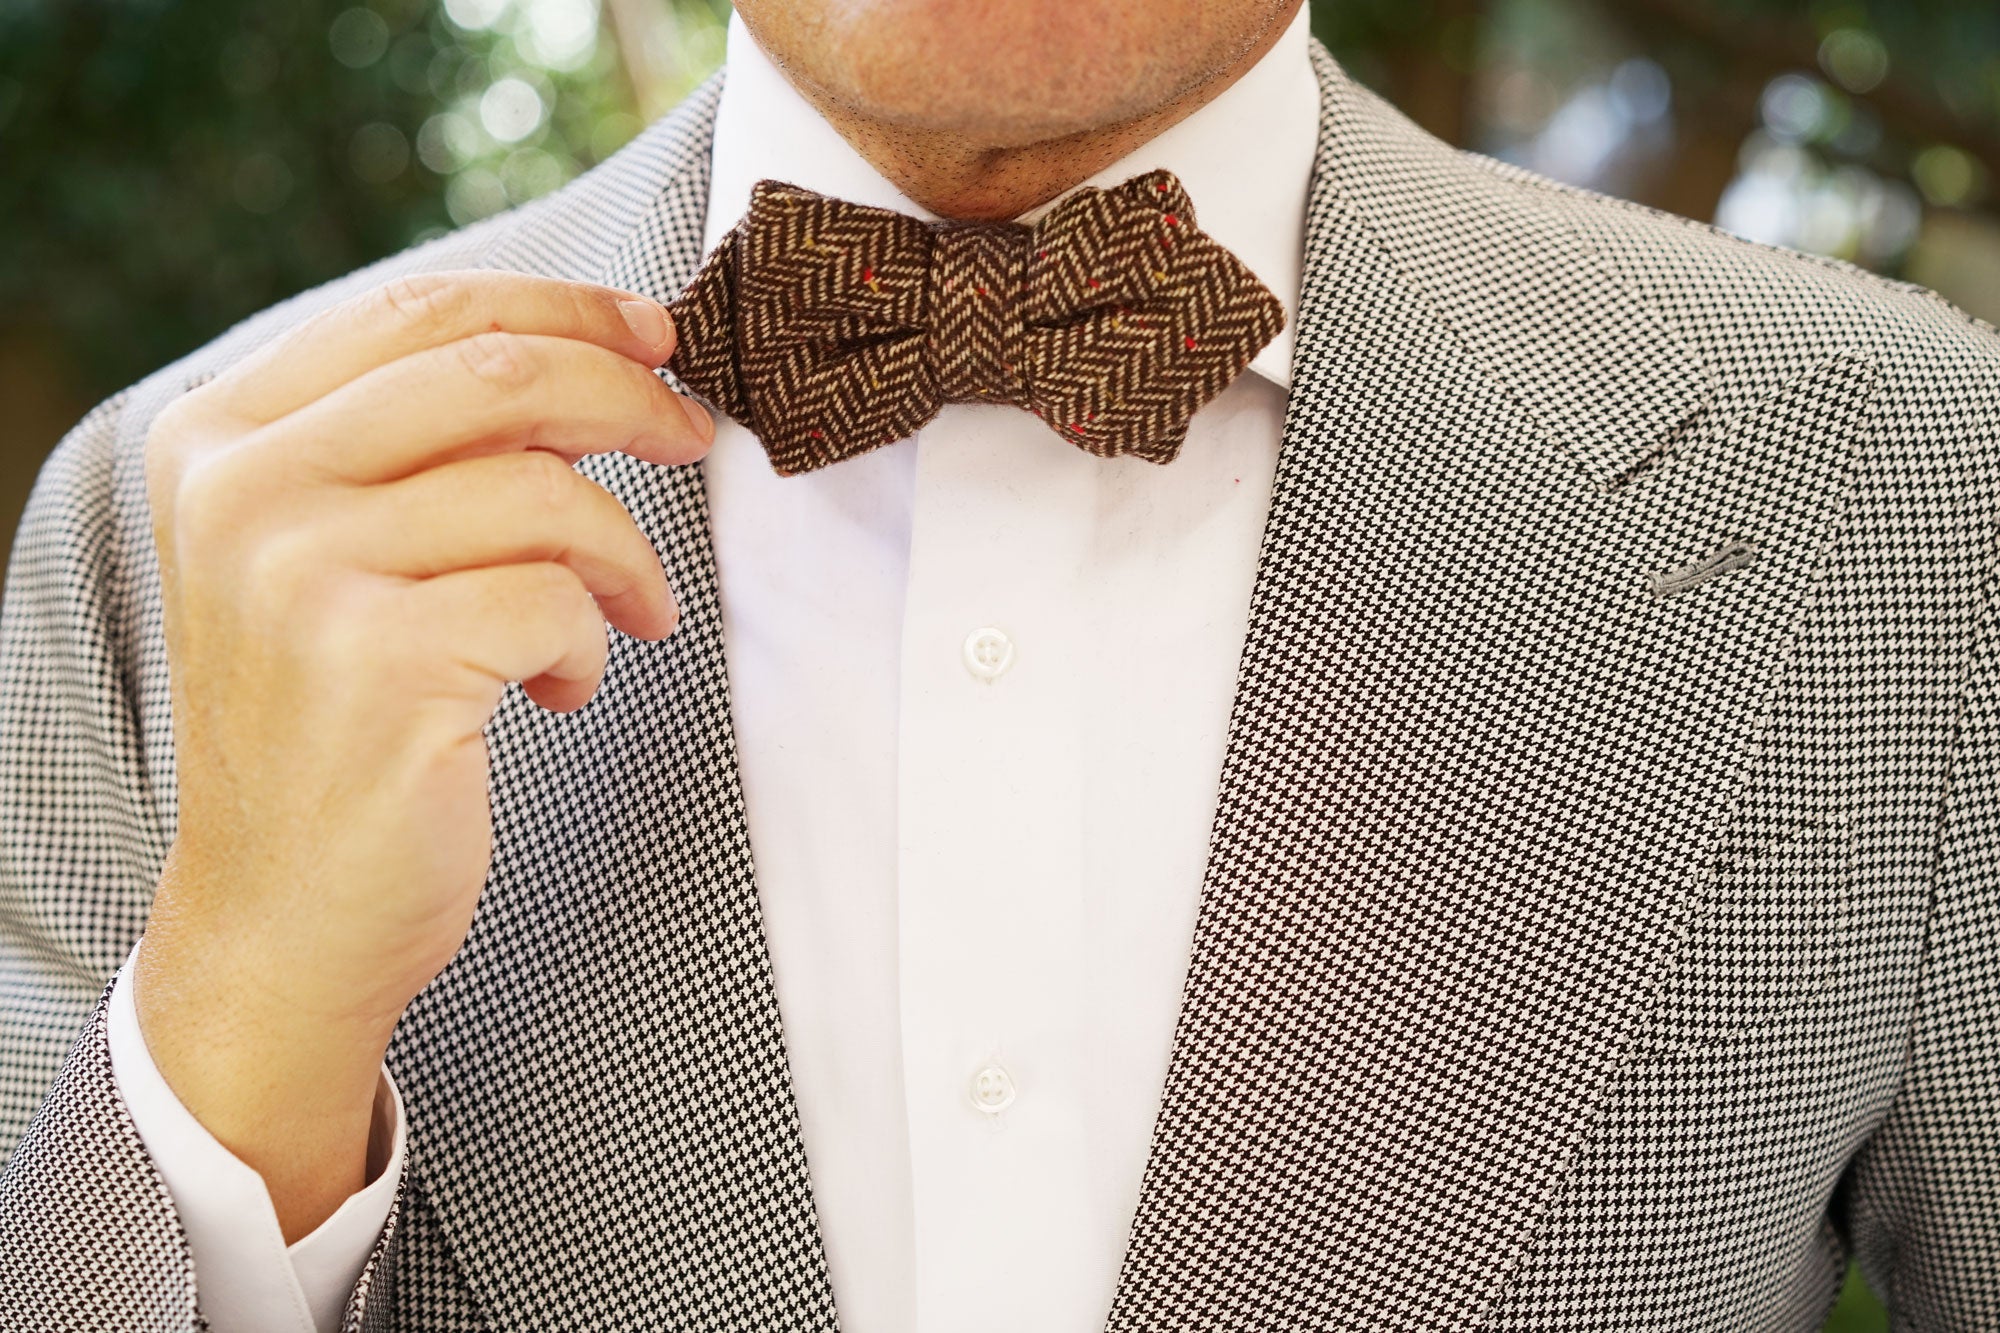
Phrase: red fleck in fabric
[{"left": 667, "top": 170, "right": 1284, "bottom": 476}]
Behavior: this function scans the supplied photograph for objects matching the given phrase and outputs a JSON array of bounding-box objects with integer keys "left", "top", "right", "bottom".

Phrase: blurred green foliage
[
  {"left": 0, "top": 0, "right": 723, "bottom": 402},
  {"left": 0, "top": 3, "right": 1989, "bottom": 1325}
]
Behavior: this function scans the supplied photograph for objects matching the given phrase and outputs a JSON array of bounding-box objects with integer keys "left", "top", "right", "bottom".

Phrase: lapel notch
[{"left": 1309, "top": 45, "right": 1717, "bottom": 493}]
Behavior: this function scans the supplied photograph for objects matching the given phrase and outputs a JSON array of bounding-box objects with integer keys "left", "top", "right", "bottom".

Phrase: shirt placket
[{"left": 896, "top": 403, "right": 1098, "bottom": 1332}]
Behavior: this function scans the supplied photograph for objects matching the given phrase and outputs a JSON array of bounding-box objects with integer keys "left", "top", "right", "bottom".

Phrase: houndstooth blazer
[{"left": 5, "top": 42, "right": 2000, "bottom": 1332}]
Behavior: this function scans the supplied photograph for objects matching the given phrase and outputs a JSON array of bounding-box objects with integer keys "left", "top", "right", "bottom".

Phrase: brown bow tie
[{"left": 665, "top": 170, "right": 1285, "bottom": 476}]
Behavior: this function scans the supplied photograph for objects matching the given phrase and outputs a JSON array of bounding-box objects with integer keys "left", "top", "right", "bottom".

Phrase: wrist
[
  {"left": 145, "top": 837, "right": 415, "bottom": 1033},
  {"left": 137, "top": 865, "right": 401, "bottom": 1242},
  {"left": 133, "top": 927, "right": 395, "bottom": 1103}
]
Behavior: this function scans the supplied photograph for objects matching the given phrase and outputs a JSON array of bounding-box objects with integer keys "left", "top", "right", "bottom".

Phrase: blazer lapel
[
  {"left": 387, "top": 77, "right": 840, "bottom": 1330},
  {"left": 1104, "top": 45, "right": 1876, "bottom": 1330}
]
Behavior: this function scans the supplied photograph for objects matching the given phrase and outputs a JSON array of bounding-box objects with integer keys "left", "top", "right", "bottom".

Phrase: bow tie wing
[
  {"left": 1020, "top": 171, "right": 1284, "bottom": 464},
  {"left": 665, "top": 222, "right": 755, "bottom": 429},
  {"left": 674, "top": 181, "right": 939, "bottom": 475}
]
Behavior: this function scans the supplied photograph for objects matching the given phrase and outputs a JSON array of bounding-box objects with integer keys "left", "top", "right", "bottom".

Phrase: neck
[{"left": 771, "top": 4, "right": 1305, "bottom": 223}]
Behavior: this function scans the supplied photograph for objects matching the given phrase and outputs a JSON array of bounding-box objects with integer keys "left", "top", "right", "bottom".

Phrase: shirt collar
[{"left": 702, "top": 6, "right": 1319, "bottom": 391}]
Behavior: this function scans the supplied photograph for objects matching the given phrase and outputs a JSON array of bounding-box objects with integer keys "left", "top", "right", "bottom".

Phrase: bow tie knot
[
  {"left": 667, "top": 170, "right": 1283, "bottom": 475},
  {"left": 926, "top": 225, "right": 1030, "bottom": 407}
]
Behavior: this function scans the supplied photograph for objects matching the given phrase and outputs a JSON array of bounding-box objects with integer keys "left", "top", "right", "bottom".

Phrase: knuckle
[
  {"left": 171, "top": 449, "right": 253, "bottom": 540},
  {"left": 535, "top": 560, "right": 589, "bottom": 609},
  {"left": 600, "top": 546, "right": 644, "bottom": 596},
  {"left": 455, "top": 331, "right": 535, "bottom": 391},
  {"left": 143, "top": 411, "right": 190, "bottom": 503},
  {"left": 529, "top": 564, "right": 591, "bottom": 624},
  {"left": 239, "top": 524, "right": 321, "bottom": 603},
  {"left": 373, "top": 273, "right": 466, "bottom": 339},
  {"left": 145, "top": 396, "right": 190, "bottom": 458},
  {"left": 144, "top": 388, "right": 224, "bottom": 482},
  {"left": 625, "top": 360, "right": 679, "bottom": 414},
  {"left": 562, "top": 279, "right": 608, "bottom": 333},
  {"left": 511, "top": 448, "right": 577, "bottom": 514}
]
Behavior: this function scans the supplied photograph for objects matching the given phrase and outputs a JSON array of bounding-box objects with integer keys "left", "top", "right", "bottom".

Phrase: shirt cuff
[{"left": 106, "top": 940, "right": 406, "bottom": 1333}]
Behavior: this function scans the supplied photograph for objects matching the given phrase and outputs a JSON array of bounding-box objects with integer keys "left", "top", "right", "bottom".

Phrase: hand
[{"left": 132, "top": 270, "right": 714, "bottom": 1239}]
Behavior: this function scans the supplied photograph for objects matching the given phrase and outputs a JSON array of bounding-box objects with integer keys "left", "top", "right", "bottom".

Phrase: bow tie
[{"left": 665, "top": 170, "right": 1285, "bottom": 476}]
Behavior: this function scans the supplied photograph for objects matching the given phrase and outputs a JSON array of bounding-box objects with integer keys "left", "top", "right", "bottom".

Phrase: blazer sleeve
[
  {"left": 0, "top": 392, "right": 406, "bottom": 1330},
  {"left": 1846, "top": 524, "right": 2000, "bottom": 1327}
]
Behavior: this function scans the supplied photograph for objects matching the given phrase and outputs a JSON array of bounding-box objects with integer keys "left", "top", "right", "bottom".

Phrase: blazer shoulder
[
  {"left": 1455, "top": 148, "right": 2000, "bottom": 520},
  {"left": 1466, "top": 147, "right": 2000, "bottom": 377}
]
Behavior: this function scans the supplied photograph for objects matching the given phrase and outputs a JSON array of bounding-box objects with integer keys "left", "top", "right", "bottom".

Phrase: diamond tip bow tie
[{"left": 665, "top": 169, "right": 1285, "bottom": 476}]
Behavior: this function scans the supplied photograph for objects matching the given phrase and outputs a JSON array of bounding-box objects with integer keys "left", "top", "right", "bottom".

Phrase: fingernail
[
  {"left": 677, "top": 393, "right": 715, "bottom": 443},
  {"left": 619, "top": 298, "right": 669, "bottom": 349}
]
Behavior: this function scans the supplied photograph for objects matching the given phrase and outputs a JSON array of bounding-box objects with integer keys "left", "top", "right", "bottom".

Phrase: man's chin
[{"left": 733, "top": 0, "right": 1283, "bottom": 147}]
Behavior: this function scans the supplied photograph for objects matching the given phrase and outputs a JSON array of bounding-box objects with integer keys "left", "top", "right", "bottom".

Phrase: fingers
[
  {"left": 327, "top": 450, "right": 677, "bottom": 642},
  {"left": 403, "top": 562, "right": 610, "bottom": 715},
  {"left": 262, "top": 332, "right": 712, "bottom": 485},
  {"left": 210, "top": 271, "right": 681, "bottom": 425}
]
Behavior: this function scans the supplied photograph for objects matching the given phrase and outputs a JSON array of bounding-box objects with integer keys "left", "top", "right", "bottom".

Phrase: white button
[
  {"left": 962, "top": 626, "right": 1015, "bottom": 681},
  {"left": 969, "top": 1064, "right": 1017, "bottom": 1114}
]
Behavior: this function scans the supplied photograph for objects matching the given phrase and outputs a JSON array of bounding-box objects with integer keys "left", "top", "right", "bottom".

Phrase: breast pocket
[{"left": 1643, "top": 818, "right": 1853, "bottom": 1054}]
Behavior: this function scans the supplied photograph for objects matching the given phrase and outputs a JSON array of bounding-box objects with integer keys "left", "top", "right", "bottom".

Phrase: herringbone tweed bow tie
[{"left": 665, "top": 169, "right": 1286, "bottom": 476}]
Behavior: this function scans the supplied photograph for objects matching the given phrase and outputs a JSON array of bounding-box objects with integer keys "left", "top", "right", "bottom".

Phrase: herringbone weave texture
[{"left": 667, "top": 171, "right": 1284, "bottom": 475}]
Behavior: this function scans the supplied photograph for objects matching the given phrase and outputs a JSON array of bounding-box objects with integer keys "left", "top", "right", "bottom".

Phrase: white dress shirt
[{"left": 105, "top": 8, "right": 1319, "bottom": 1330}]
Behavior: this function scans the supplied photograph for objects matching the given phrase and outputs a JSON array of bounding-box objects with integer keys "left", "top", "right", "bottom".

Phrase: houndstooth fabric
[
  {"left": 667, "top": 170, "right": 1284, "bottom": 475},
  {"left": 3, "top": 40, "right": 2000, "bottom": 1331}
]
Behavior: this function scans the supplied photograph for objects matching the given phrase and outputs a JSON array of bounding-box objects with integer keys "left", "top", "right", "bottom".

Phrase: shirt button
[
  {"left": 969, "top": 1064, "right": 1017, "bottom": 1114},
  {"left": 962, "top": 626, "right": 1015, "bottom": 681}
]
